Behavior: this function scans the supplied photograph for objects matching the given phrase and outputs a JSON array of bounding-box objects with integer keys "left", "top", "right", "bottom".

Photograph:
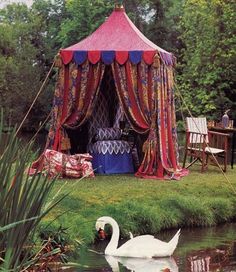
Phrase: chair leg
[
  {"left": 201, "top": 152, "right": 207, "bottom": 172},
  {"left": 182, "top": 149, "right": 188, "bottom": 168},
  {"left": 223, "top": 152, "right": 227, "bottom": 172},
  {"left": 186, "top": 158, "right": 199, "bottom": 169},
  {"left": 206, "top": 155, "right": 209, "bottom": 168}
]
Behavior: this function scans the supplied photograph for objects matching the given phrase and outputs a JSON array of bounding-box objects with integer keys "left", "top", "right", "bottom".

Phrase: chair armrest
[
  {"left": 186, "top": 131, "right": 207, "bottom": 135},
  {"left": 208, "top": 131, "right": 230, "bottom": 138},
  {"left": 208, "top": 130, "right": 229, "bottom": 151}
]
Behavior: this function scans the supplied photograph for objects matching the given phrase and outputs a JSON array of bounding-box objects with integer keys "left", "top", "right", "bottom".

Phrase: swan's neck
[{"left": 105, "top": 218, "right": 120, "bottom": 255}]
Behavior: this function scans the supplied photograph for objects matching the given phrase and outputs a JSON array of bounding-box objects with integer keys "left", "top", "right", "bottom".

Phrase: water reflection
[
  {"left": 186, "top": 242, "right": 236, "bottom": 272},
  {"left": 102, "top": 242, "right": 236, "bottom": 272},
  {"left": 105, "top": 255, "right": 178, "bottom": 272}
]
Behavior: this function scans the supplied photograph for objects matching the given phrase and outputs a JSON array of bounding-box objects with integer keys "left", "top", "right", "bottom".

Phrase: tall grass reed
[{"left": 0, "top": 111, "right": 66, "bottom": 271}]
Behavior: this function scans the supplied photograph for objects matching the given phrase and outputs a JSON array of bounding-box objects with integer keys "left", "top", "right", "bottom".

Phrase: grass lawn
[{"left": 40, "top": 166, "right": 236, "bottom": 246}]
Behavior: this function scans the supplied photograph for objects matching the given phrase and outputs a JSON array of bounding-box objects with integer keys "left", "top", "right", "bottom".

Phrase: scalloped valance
[{"left": 60, "top": 50, "right": 174, "bottom": 66}]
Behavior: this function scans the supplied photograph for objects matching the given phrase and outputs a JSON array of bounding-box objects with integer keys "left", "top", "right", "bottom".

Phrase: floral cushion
[
  {"left": 95, "top": 127, "right": 121, "bottom": 141},
  {"left": 39, "top": 150, "right": 94, "bottom": 178}
]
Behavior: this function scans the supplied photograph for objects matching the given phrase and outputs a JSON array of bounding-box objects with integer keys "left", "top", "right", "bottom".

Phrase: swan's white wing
[
  {"left": 123, "top": 235, "right": 168, "bottom": 247},
  {"left": 127, "top": 234, "right": 154, "bottom": 242},
  {"left": 114, "top": 235, "right": 169, "bottom": 258}
]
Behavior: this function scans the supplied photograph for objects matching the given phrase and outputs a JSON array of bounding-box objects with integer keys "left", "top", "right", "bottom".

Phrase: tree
[
  {"left": 0, "top": 4, "right": 42, "bottom": 128},
  {"left": 0, "top": 1, "right": 65, "bottom": 129},
  {"left": 179, "top": 0, "right": 236, "bottom": 120},
  {"left": 57, "top": 0, "right": 114, "bottom": 48}
]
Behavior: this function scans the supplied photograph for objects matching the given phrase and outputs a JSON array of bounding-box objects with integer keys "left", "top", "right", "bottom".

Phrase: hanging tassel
[
  {"left": 61, "top": 136, "right": 71, "bottom": 151},
  {"left": 54, "top": 53, "right": 63, "bottom": 68},
  {"left": 152, "top": 53, "right": 161, "bottom": 68}
]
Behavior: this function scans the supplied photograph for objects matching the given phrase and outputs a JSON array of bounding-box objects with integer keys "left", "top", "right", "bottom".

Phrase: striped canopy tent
[{"left": 47, "top": 5, "right": 188, "bottom": 180}]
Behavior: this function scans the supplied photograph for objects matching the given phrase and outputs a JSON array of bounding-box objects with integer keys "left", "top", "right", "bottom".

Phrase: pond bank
[{"left": 41, "top": 166, "right": 236, "bottom": 246}]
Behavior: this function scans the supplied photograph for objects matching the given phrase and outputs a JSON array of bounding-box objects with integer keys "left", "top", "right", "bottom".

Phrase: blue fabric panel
[
  {"left": 92, "top": 152, "right": 134, "bottom": 174},
  {"left": 129, "top": 51, "right": 143, "bottom": 64},
  {"left": 74, "top": 51, "right": 87, "bottom": 65},
  {"left": 101, "top": 51, "right": 115, "bottom": 65}
]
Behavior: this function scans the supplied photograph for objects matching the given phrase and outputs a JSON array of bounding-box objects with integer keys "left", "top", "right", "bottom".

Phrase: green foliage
[
  {"left": 142, "top": 0, "right": 170, "bottom": 50},
  {"left": 0, "top": 3, "right": 51, "bottom": 129},
  {"left": 178, "top": 0, "right": 236, "bottom": 120},
  {"left": 0, "top": 113, "right": 65, "bottom": 270},
  {"left": 207, "top": 198, "right": 234, "bottom": 223},
  {"left": 58, "top": 0, "right": 114, "bottom": 47}
]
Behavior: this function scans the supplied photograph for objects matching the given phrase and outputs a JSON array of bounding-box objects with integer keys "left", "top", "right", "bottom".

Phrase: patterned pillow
[{"left": 95, "top": 128, "right": 122, "bottom": 141}]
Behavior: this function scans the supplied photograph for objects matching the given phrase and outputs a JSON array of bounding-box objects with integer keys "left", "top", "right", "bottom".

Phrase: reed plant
[{"left": 0, "top": 112, "right": 65, "bottom": 271}]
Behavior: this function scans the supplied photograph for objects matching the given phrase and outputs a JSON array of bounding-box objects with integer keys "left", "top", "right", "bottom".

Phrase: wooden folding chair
[{"left": 182, "top": 117, "right": 229, "bottom": 172}]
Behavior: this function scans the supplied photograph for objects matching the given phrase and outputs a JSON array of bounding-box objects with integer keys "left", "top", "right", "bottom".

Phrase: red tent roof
[{"left": 60, "top": 6, "right": 174, "bottom": 66}]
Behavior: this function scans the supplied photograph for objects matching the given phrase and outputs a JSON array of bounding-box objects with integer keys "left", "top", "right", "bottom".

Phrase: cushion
[
  {"left": 95, "top": 128, "right": 122, "bottom": 141},
  {"left": 40, "top": 150, "right": 95, "bottom": 178}
]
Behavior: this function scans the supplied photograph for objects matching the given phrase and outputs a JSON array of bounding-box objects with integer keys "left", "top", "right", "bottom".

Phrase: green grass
[{"left": 40, "top": 166, "right": 236, "bottom": 246}]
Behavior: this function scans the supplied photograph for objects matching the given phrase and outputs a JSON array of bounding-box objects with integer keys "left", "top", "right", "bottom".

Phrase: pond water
[{"left": 70, "top": 223, "right": 236, "bottom": 272}]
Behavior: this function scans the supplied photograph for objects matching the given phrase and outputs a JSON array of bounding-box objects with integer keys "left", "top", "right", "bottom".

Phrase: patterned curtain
[
  {"left": 112, "top": 59, "right": 186, "bottom": 179},
  {"left": 46, "top": 60, "right": 105, "bottom": 151},
  {"left": 45, "top": 56, "right": 187, "bottom": 179}
]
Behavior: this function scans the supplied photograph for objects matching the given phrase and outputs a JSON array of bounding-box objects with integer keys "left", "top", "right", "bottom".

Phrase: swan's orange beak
[{"left": 98, "top": 228, "right": 106, "bottom": 240}]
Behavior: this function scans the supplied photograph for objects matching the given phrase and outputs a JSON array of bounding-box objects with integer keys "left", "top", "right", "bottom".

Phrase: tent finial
[{"left": 114, "top": 2, "right": 124, "bottom": 11}]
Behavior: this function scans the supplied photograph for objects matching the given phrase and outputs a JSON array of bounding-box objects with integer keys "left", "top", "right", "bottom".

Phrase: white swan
[{"left": 95, "top": 216, "right": 180, "bottom": 258}]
